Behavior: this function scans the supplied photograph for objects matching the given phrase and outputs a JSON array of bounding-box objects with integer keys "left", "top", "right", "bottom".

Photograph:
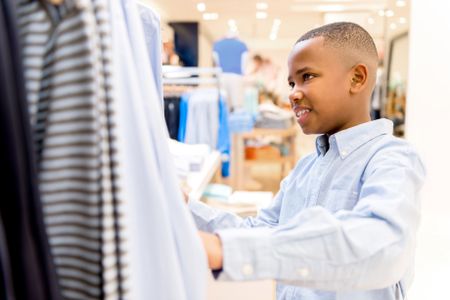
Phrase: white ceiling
[{"left": 143, "top": 0, "right": 410, "bottom": 46}]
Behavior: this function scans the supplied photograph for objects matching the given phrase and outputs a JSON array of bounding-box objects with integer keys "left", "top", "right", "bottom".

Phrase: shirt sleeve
[
  {"left": 215, "top": 145, "right": 426, "bottom": 291},
  {"left": 188, "top": 171, "right": 298, "bottom": 232}
]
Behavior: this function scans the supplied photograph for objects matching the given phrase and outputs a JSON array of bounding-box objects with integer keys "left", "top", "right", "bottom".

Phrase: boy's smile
[{"left": 287, "top": 37, "right": 370, "bottom": 135}]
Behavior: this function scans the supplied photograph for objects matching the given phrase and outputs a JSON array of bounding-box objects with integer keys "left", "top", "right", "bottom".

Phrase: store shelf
[
  {"left": 240, "top": 125, "right": 298, "bottom": 139},
  {"left": 187, "top": 150, "right": 221, "bottom": 201},
  {"left": 244, "top": 156, "right": 293, "bottom": 166},
  {"left": 231, "top": 126, "right": 299, "bottom": 190}
]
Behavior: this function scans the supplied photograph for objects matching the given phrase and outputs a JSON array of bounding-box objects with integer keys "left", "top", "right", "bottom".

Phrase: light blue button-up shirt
[{"left": 189, "top": 119, "right": 425, "bottom": 300}]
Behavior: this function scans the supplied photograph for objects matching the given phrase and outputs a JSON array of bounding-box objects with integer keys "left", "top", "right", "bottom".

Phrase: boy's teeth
[{"left": 297, "top": 109, "right": 310, "bottom": 117}]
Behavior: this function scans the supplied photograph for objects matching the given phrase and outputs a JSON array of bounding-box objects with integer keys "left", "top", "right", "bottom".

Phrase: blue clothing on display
[
  {"left": 189, "top": 119, "right": 425, "bottom": 300},
  {"left": 177, "top": 93, "right": 189, "bottom": 143},
  {"left": 178, "top": 91, "right": 231, "bottom": 177},
  {"left": 213, "top": 38, "right": 248, "bottom": 75},
  {"left": 217, "top": 99, "right": 230, "bottom": 177}
]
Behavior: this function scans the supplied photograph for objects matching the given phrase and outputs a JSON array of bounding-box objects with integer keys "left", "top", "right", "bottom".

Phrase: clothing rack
[{"left": 162, "top": 66, "right": 222, "bottom": 88}]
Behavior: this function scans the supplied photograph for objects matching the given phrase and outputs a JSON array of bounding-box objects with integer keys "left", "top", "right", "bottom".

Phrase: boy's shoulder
[
  {"left": 364, "top": 133, "right": 425, "bottom": 177},
  {"left": 370, "top": 133, "right": 419, "bottom": 158}
]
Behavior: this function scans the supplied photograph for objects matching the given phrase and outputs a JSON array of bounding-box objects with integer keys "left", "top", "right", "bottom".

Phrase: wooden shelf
[
  {"left": 239, "top": 125, "right": 299, "bottom": 139},
  {"left": 231, "top": 126, "right": 299, "bottom": 190},
  {"left": 244, "top": 156, "right": 292, "bottom": 166}
]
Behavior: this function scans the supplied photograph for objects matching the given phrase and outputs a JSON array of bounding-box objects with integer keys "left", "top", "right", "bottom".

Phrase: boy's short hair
[{"left": 296, "top": 22, "right": 378, "bottom": 66}]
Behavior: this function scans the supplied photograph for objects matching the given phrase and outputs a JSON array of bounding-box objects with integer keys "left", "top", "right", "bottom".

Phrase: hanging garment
[
  {"left": 184, "top": 89, "right": 220, "bottom": 149},
  {"left": 163, "top": 96, "right": 181, "bottom": 139},
  {"left": 18, "top": 0, "right": 125, "bottom": 298},
  {"left": 0, "top": 214, "right": 13, "bottom": 300},
  {"left": 217, "top": 98, "right": 231, "bottom": 177},
  {"left": 0, "top": 1, "right": 61, "bottom": 299},
  {"left": 109, "top": 0, "right": 207, "bottom": 299},
  {"left": 138, "top": 3, "right": 163, "bottom": 106},
  {"left": 178, "top": 90, "right": 231, "bottom": 177},
  {"left": 213, "top": 37, "right": 248, "bottom": 75}
]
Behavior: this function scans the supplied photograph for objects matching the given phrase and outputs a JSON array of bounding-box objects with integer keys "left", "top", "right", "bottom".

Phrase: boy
[{"left": 191, "top": 22, "right": 425, "bottom": 300}]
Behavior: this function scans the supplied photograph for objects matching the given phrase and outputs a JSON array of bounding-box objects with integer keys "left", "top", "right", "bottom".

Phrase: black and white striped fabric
[{"left": 17, "top": 0, "right": 127, "bottom": 299}]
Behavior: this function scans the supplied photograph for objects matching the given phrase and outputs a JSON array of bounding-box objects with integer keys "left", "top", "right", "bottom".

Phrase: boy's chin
[{"left": 298, "top": 124, "right": 321, "bottom": 135}]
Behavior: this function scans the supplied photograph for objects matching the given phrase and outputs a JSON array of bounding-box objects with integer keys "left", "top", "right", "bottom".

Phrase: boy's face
[{"left": 288, "top": 37, "right": 362, "bottom": 135}]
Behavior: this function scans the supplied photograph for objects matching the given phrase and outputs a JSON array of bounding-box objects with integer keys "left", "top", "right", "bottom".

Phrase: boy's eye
[{"left": 303, "top": 73, "right": 315, "bottom": 81}]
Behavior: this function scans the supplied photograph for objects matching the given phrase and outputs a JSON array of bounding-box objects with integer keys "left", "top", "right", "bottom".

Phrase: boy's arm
[
  {"left": 188, "top": 186, "right": 283, "bottom": 233},
  {"left": 188, "top": 155, "right": 306, "bottom": 233},
  {"left": 208, "top": 145, "right": 425, "bottom": 291}
]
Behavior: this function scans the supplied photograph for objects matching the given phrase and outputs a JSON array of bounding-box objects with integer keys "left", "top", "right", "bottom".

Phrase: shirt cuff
[{"left": 214, "top": 227, "right": 275, "bottom": 281}]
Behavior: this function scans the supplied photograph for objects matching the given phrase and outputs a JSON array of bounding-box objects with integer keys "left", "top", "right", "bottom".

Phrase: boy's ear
[{"left": 349, "top": 63, "right": 368, "bottom": 94}]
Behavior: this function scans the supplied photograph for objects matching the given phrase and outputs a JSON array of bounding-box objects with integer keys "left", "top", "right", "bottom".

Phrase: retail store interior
[
  {"left": 142, "top": 0, "right": 449, "bottom": 299},
  {"left": 1, "top": 0, "right": 449, "bottom": 299}
]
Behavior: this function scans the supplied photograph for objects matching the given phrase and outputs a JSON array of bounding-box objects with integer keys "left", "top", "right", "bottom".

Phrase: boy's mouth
[
  {"left": 295, "top": 108, "right": 311, "bottom": 118},
  {"left": 294, "top": 107, "right": 312, "bottom": 126}
]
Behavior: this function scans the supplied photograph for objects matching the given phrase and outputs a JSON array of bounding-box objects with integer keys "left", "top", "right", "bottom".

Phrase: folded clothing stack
[
  {"left": 168, "top": 139, "right": 211, "bottom": 180},
  {"left": 203, "top": 187, "right": 273, "bottom": 217},
  {"left": 255, "top": 102, "right": 294, "bottom": 129},
  {"left": 228, "top": 109, "right": 255, "bottom": 133}
]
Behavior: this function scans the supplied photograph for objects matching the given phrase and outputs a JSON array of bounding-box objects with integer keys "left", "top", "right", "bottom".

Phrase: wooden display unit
[{"left": 231, "top": 125, "right": 299, "bottom": 190}]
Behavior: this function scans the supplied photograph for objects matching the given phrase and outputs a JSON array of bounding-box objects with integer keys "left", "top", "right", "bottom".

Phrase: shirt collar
[{"left": 315, "top": 118, "right": 393, "bottom": 158}]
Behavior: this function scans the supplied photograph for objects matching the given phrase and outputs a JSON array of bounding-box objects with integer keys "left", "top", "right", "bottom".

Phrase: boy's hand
[
  {"left": 198, "top": 231, "right": 223, "bottom": 270},
  {"left": 180, "top": 182, "right": 191, "bottom": 203}
]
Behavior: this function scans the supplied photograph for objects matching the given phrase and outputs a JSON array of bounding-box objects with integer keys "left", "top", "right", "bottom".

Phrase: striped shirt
[{"left": 17, "top": 1, "right": 127, "bottom": 299}]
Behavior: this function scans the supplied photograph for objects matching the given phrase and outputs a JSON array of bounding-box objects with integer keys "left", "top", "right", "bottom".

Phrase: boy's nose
[{"left": 289, "top": 89, "right": 304, "bottom": 105}]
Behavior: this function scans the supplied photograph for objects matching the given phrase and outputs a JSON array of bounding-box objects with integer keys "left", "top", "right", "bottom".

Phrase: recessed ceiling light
[
  {"left": 386, "top": 10, "right": 394, "bottom": 17},
  {"left": 228, "top": 19, "right": 236, "bottom": 27},
  {"left": 378, "top": 10, "right": 385, "bottom": 17},
  {"left": 203, "top": 12, "right": 219, "bottom": 20},
  {"left": 256, "top": 11, "right": 268, "bottom": 19},
  {"left": 396, "top": 0, "right": 406, "bottom": 7},
  {"left": 196, "top": 2, "right": 206, "bottom": 12},
  {"left": 390, "top": 23, "right": 397, "bottom": 30},
  {"left": 368, "top": 17, "right": 375, "bottom": 24},
  {"left": 317, "top": 5, "right": 345, "bottom": 12},
  {"left": 256, "top": 2, "right": 268, "bottom": 10},
  {"left": 399, "top": 17, "right": 406, "bottom": 24},
  {"left": 270, "top": 33, "right": 277, "bottom": 41}
]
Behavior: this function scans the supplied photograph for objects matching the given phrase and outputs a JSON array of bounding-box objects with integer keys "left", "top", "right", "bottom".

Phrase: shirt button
[
  {"left": 242, "top": 264, "right": 253, "bottom": 276},
  {"left": 297, "top": 267, "right": 310, "bottom": 278}
]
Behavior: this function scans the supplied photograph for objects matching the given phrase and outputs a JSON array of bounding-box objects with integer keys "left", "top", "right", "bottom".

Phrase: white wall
[
  {"left": 198, "top": 27, "right": 214, "bottom": 67},
  {"left": 406, "top": 0, "right": 450, "bottom": 299}
]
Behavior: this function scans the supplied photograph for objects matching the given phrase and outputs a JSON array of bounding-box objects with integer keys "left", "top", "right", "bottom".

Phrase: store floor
[{"left": 207, "top": 131, "right": 445, "bottom": 299}]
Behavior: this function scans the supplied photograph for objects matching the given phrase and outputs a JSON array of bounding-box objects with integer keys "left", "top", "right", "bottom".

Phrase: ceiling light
[
  {"left": 316, "top": 5, "right": 345, "bottom": 12},
  {"left": 390, "top": 23, "right": 397, "bottom": 30},
  {"left": 368, "top": 17, "right": 375, "bottom": 24},
  {"left": 203, "top": 13, "right": 219, "bottom": 20},
  {"left": 396, "top": 0, "right": 406, "bottom": 7},
  {"left": 386, "top": 10, "right": 394, "bottom": 17},
  {"left": 378, "top": 10, "right": 385, "bottom": 17},
  {"left": 256, "top": 11, "right": 268, "bottom": 19},
  {"left": 256, "top": 2, "right": 268, "bottom": 10},
  {"left": 228, "top": 19, "right": 236, "bottom": 27},
  {"left": 196, "top": 2, "right": 206, "bottom": 12},
  {"left": 270, "top": 33, "right": 277, "bottom": 41},
  {"left": 399, "top": 17, "right": 406, "bottom": 24}
]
